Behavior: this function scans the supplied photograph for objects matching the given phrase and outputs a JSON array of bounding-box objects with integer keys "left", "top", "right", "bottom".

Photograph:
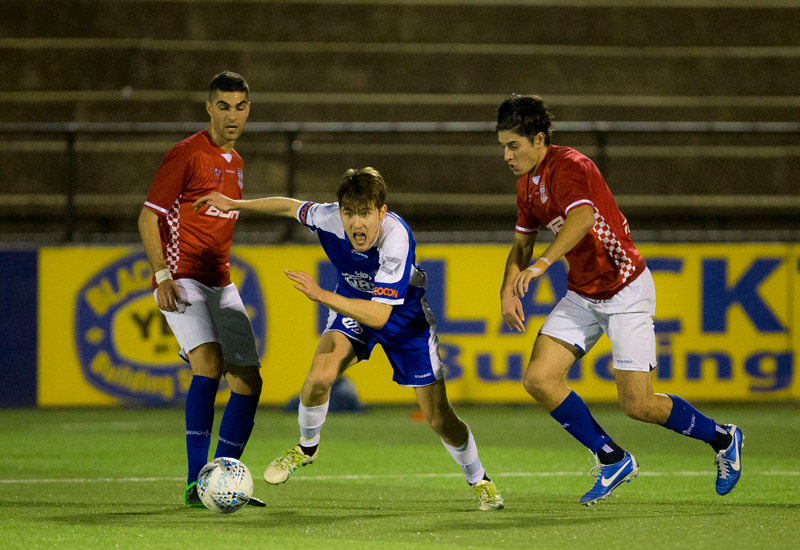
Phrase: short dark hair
[
  {"left": 337, "top": 167, "right": 387, "bottom": 211},
  {"left": 209, "top": 71, "right": 249, "bottom": 100},
  {"left": 496, "top": 94, "right": 554, "bottom": 145}
]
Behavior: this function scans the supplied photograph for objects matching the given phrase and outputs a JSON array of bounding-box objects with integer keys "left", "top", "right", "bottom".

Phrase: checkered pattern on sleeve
[
  {"left": 164, "top": 198, "right": 181, "bottom": 273},
  {"left": 591, "top": 209, "right": 636, "bottom": 284}
]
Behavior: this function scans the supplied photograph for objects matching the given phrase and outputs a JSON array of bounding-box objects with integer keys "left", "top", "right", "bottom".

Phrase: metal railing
[{"left": 2, "top": 120, "right": 799, "bottom": 242}]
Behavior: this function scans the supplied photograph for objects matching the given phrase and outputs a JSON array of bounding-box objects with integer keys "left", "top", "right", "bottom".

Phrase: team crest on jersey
[
  {"left": 343, "top": 270, "right": 374, "bottom": 294},
  {"left": 212, "top": 167, "right": 223, "bottom": 184},
  {"left": 237, "top": 169, "right": 244, "bottom": 189},
  {"left": 74, "top": 252, "right": 266, "bottom": 405}
]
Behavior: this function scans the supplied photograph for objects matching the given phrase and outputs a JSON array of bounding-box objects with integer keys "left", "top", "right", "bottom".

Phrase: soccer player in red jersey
[
  {"left": 137, "top": 71, "right": 265, "bottom": 508},
  {"left": 496, "top": 94, "right": 743, "bottom": 505}
]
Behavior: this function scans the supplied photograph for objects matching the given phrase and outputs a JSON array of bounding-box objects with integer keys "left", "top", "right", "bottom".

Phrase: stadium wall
[{"left": 1, "top": 244, "right": 798, "bottom": 408}]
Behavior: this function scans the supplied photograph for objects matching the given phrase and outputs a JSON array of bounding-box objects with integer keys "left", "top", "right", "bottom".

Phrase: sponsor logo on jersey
[
  {"left": 546, "top": 215, "right": 565, "bottom": 236},
  {"left": 203, "top": 205, "right": 240, "bottom": 220},
  {"left": 74, "top": 252, "right": 266, "bottom": 405},
  {"left": 298, "top": 201, "right": 312, "bottom": 224},
  {"left": 373, "top": 286, "right": 399, "bottom": 299}
]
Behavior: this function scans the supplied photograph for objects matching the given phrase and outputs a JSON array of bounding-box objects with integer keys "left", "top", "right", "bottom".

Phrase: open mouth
[{"left": 352, "top": 231, "right": 367, "bottom": 246}]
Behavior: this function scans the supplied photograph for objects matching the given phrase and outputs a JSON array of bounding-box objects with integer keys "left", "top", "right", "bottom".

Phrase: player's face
[
  {"left": 339, "top": 203, "right": 388, "bottom": 252},
  {"left": 206, "top": 91, "right": 250, "bottom": 149},
  {"left": 498, "top": 130, "right": 546, "bottom": 176}
]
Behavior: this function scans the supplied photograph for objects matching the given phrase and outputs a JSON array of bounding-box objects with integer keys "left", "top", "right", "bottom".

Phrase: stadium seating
[{"left": 1, "top": 1, "right": 798, "bottom": 241}]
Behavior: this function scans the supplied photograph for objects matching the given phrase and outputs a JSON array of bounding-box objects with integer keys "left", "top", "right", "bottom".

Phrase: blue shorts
[{"left": 323, "top": 308, "right": 443, "bottom": 387}]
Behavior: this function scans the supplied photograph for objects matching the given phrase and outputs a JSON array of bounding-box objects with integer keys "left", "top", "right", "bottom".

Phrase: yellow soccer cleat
[
  {"left": 263, "top": 445, "right": 317, "bottom": 485},
  {"left": 472, "top": 479, "right": 505, "bottom": 511}
]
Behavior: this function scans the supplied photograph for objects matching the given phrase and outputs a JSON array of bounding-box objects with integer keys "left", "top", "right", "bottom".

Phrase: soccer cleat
[
  {"left": 183, "top": 481, "right": 205, "bottom": 508},
  {"left": 263, "top": 445, "right": 317, "bottom": 485},
  {"left": 580, "top": 451, "right": 639, "bottom": 506},
  {"left": 471, "top": 479, "right": 504, "bottom": 511},
  {"left": 245, "top": 495, "right": 266, "bottom": 507},
  {"left": 715, "top": 424, "right": 743, "bottom": 496}
]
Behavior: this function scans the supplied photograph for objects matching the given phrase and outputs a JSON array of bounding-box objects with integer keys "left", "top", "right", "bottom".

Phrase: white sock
[
  {"left": 441, "top": 429, "right": 486, "bottom": 485},
  {"left": 298, "top": 400, "right": 329, "bottom": 447}
]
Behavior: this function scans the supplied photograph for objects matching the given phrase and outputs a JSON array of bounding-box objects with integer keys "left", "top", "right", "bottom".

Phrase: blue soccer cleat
[
  {"left": 580, "top": 451, "right": 639, "bottom": 506},
  {"left": 715, "top": 424, "right": 743, "bottom": 496}
]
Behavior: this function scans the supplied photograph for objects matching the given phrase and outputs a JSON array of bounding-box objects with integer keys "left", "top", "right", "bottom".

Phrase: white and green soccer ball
[{"left": 197, "top": 457, "right": 253, "bottom": 513}]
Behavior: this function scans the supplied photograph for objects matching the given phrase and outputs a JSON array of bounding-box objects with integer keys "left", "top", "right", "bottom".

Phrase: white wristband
[
  {"left": 539, "top": 257, "right": 552, "bottom": 266},
  {"left": 155, "top": 268, "right": 173, "bottom": 284}
]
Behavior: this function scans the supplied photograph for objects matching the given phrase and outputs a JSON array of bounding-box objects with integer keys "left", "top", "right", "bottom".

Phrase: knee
[
  {"left": 226, "top": 368, "right": 262, "bottom": 396},
  {"left": 244, "top": 371, "right": 262, "bottom": 395},
  {"left": 303, "top": 359, "right": 339, "bottom": 398},
  {"left": 303, "top": 375, "right": 334, "bottom": 399},
  {"left": 522, "top": 365, "right": 554, "bottom": 400}
]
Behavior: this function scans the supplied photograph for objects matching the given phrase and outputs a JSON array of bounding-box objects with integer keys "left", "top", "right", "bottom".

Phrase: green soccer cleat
[
  {"left": 472, "top": 479, "right": 504, "bottom": 511},
  {"left": 263, "top": 445, "right": 317, "bottom": 485},
  {"left": 183, "top": 481, "right": 205, "bottom": 508}
]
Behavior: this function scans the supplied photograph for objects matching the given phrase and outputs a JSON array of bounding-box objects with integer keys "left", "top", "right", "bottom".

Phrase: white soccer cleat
[
  {"left": 263, "top": 445, "right": 317, "bottom": 485},
  {"left": 472, "top": 479, "right": 504, "bottom": 511}
]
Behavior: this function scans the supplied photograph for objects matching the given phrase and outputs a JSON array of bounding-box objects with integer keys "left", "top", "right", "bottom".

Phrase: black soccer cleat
[
  {"left": 246, "top": 495, "right": 266, "bottom": 507},
  {"left": 183, "top": 481, "right": 205, "bottom": 508}
]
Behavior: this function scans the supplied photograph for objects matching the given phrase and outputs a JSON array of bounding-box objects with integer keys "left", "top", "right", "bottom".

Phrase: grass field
[{"left": 1, "top": 402, "right": 799, "bottom": 549}]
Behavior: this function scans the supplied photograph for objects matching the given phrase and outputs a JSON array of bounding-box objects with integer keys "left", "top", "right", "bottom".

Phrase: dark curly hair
[{"left": 496, "top": 94, "right": 554, "bottom": 145}]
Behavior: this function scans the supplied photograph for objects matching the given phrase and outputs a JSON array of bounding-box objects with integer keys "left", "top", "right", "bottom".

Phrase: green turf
[{"left": 1, "top": 403, "right": 798, "bottom": 549}]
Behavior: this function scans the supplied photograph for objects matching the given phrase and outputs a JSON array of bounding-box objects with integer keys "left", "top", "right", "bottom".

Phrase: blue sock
[
  {"left": 550, "top": 391, "right": 611, "bottom": 454},
  {"left": 662, "top": 394, "right": 718, "bottom": 443},
  {"left": 214, "top": 392, "right": 260, "bottom": 460},
  {"left": 185, "top": 375, "right": 219, "bottom": 485}
]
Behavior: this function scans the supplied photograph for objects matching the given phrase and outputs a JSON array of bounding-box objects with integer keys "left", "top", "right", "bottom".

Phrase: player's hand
[
  {"left": 193, "top": 192, "right": 237, "bottom": 212},
  {"left": 156, "top": 279, "right": 191, "bottom": 313},
  {"left": 284, "top": 270, "right": 324, "bottom": 302},
  {"left": 513, "top": 258, "right": 551, "bottom": 297},
  {"left": 501, "top": 293, "right": 526, "bottom": 333}
]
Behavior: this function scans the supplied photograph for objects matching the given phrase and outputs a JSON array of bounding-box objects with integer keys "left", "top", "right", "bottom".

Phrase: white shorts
[
  {"left": 539, "top": 268, "right": 657, "bottom": 372},
  {"left": 155, "top": 278, "right": 260, "bottom": 367}
]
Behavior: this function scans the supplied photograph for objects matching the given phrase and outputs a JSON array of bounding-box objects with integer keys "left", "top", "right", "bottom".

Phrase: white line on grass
[{"left": 1, "top": 471, "right": 798, "bottom": 484}]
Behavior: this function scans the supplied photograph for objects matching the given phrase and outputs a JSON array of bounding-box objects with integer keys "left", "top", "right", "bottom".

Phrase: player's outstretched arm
[
  {"left": 193, "top": 192, "right": 303, "bottom": 218},
  {"left": 285, "top": 269, "right": 393, "bottom": 329}
]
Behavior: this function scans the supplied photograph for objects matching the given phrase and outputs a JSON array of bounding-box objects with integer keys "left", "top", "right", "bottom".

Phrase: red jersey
[
  {"left": 144, "top": 130, "right": 243, "bottom": 288},
  {"left": 515, "top": 145, "right": 645, "bottom": 300}
]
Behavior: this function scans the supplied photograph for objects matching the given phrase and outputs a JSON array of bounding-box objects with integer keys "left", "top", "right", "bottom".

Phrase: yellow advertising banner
[{"left": 38, "top": 244, "right": 799, "bottom": 406}]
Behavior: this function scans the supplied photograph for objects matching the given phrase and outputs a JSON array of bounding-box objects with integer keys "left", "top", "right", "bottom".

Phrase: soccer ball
[{"left": 196, "top": 457, "right": 254, "bottom": 513}]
